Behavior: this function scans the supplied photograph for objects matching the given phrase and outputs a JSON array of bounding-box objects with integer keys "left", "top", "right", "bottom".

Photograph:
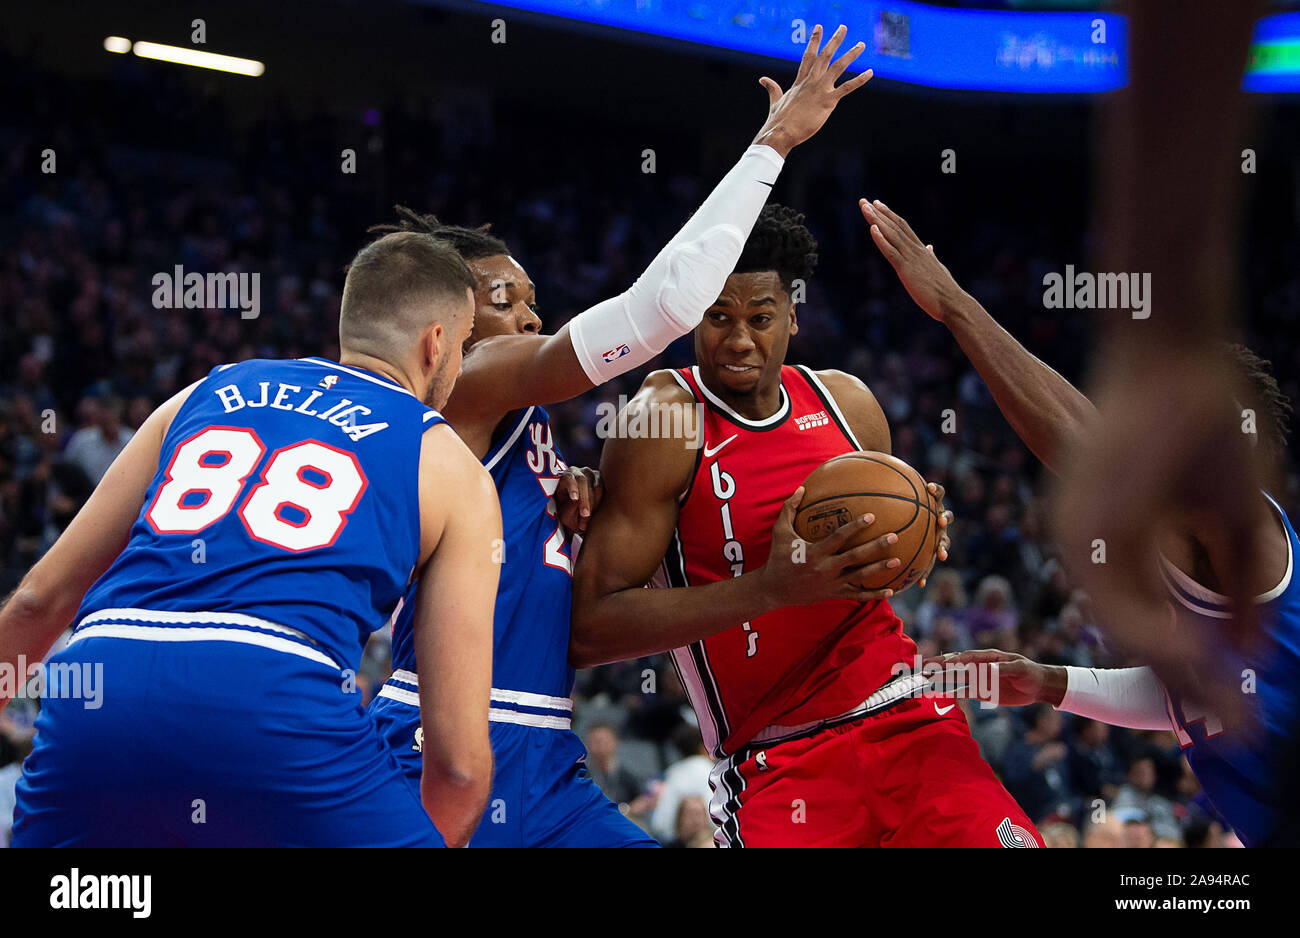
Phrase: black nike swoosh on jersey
[{"left": 757, "top": 180, "right": 776, "bottom": 188}]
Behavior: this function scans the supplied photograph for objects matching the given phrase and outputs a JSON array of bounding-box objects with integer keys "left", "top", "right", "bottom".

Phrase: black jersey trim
[
  {"left": 664, "top": 528, "right": 731, "bottom": 749},
  {"left": 690, "top": 366, "right": 791, "bottom": 432}
]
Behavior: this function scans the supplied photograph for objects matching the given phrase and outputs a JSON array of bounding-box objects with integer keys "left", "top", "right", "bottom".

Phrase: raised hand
[
  {"left": 861, "top": 199, "right": 968, "bottom": 323},
  {"left": 753, "top": 24, "right": 873, "bottom": 159}
]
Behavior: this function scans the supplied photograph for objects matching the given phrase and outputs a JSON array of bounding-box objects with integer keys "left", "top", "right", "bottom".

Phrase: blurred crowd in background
[{"left": 2, "top": 42, "right": 1298, "bottom": 848}]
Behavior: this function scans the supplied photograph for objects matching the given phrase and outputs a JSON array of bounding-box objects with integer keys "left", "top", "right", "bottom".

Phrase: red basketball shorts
[{"left": 707, "top": 696, "right": 1043, "bottom": 847}]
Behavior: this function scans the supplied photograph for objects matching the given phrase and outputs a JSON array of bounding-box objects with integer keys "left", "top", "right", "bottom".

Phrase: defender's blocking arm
[
  {"left": 923, "top": 648, "right": 1175, "bottom": 732},
  {"left": 447, "top": 25, "right": 875, "bottom": 421},
  {"left": 861, "top": 198, "right": 1096, "bottom": 474}
]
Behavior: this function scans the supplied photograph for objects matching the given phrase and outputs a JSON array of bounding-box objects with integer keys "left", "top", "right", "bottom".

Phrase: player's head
[
  {"left": 1225, "top": 342, "right": 1292, "bottom": 475},
  {"left": 340, "top": 231, "right": 476, "bottom": 409},
  {"left": 368, "top": 206, "right": 541, "bottom": 350},
  {"left": 696, "top": 204, "right": 818, "bottom": 399}
]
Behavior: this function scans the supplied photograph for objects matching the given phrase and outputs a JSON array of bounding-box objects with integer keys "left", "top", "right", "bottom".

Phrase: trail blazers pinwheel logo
[{"left": 996, "top": 816, "right": 1038, "bottom": 848}]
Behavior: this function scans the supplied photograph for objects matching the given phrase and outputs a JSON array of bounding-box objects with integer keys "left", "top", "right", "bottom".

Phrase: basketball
[{"left": 792, "top": 451, "right": 942, "bottom": 593}]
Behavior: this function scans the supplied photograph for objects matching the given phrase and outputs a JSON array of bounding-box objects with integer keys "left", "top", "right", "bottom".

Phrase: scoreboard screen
[
  {"left": 459, "top": 0, "right": 1127, "bottom": 93},
  {"left": 451, "top": 1, "right": 1300, "bottom": 94}
]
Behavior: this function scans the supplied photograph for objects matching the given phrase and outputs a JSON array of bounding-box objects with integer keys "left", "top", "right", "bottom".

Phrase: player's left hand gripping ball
[{"left": 918, "top": 482, "right": 952, "bottom": 589}]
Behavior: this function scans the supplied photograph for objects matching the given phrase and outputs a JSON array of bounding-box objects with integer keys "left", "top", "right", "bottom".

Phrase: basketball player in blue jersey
[
  {"left": 366, "top": 24, "right": 875, "bottom": 846},
  {"left": 0, "top": 232, "right": 501, "bottom": 847},
  {"left": 861, "top": 198, "right": 1300, "bottom": 846}
]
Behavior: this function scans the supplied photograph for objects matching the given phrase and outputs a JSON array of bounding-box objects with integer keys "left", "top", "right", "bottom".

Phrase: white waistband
[
  {"left": 81, "top": 606, "right": 316, "bottom": 637},
  {"left": 376, "top": 682, "right": 573, "bottom": 730},
  {"left": 488, "top": 708, "right": 571, "bottom": 730},
  {"left": 70, "top": 612, "right": 340, "bottom": 670},
  {"left": 385, "top": 670, "right": 573, "bottom": 713},
  {"left": 747, "top": 673, "right": 930, "bottom": 746}
]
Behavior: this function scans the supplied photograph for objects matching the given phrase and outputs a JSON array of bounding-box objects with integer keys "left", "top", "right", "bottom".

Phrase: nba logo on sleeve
[{"left": 602, "top": 344, "right": 631, "bottom": 364}]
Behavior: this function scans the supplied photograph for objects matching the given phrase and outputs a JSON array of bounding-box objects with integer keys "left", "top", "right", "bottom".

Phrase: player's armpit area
[
  {"left": 441, "top": 326, "right": 589, "bottom": 425},
  {"left": 814, "top": 369, "right": 891, "bottom": 454},
  {"left": 0, "top": 382, "right": 197, "bottom": 683}
]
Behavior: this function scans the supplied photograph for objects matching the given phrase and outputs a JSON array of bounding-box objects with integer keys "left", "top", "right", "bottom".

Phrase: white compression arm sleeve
[
  {"left": 1056, "top": 666, "right": 1174, "bottom": 731},
  {"left": 567, "top": 144, "right": 786, "bottom": 384}
]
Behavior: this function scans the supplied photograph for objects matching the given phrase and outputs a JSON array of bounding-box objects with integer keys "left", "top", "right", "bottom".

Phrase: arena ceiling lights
[{"left": 102, "top": 36, "right": 265, "bottom": 77}]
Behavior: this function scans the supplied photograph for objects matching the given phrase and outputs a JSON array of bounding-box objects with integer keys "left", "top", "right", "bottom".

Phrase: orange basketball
[{"left": 792, "top": 451, "right": 942, "bottom": 593}]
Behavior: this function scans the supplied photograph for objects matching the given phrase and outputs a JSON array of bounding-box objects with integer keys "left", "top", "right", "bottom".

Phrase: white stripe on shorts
[
  {"left": 68, "top": 622, "right": 339, "bottom": 669},
  {"left": 383, "top": 670, "right": 572, "bottom": 713},
  {"left": 377, "top": 683, "right": 572, "bottom": 730}
]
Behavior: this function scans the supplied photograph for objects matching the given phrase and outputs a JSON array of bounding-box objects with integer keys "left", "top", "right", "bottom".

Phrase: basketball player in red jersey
[{"left": 571, "top": 205, "right": 1043, "bottom": 847}]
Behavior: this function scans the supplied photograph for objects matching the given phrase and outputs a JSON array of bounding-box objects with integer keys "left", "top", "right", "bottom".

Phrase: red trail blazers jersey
[{"left": 658, "top": 365, "right": 917, "bottom": 758}]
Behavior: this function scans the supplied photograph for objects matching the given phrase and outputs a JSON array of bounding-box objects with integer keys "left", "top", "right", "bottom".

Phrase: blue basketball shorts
[
  {"left": 370, "top": 671, "right": 657, "bottom": 848},
  {"left": 13, "top": 628, "right": 442, "bottom": 847}
]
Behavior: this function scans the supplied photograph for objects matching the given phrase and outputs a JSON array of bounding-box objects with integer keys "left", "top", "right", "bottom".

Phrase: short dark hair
[
  {"left": 367, "top": 205, "right": 510, "bottom": 261},
  {"left": 339, "top": 231, "right": 475, "bottom": 355},
  {"left": 733, "top": 204, "right": 819, "bottom": 296},
  {"left": 1226, "top": 342, "right": 1292, "bottom": 458}
]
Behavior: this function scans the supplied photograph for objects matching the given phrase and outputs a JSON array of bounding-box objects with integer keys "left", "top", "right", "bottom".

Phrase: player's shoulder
[
  {"left": 802, "top": 368, "right": 890, "bottom": 452},
  {"left": 213, "top": 356, "right": 280, "bottom": 377},
  {"left": 602, "top": 370, "right": 698, "bottom": 487},
  {"left": 806, "top": 367, "right": 874, "bottom": 401},
  {"left": 419, "top": 423, "right": 497, "bottom": 516},
  {"left": 616, "top": 369, "right": 700, "bottom": 452},
  {"left": 417, "top": 422, "right": 499, "bottom": 560},
  {"left": 635, "top": 368, "right": 697, "bottom": 409}
]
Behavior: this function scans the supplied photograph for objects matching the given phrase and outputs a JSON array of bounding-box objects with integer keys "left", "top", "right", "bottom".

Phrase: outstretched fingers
[
  {"left": 818, "top": 24, "right": 848, "bottom": 67},
  {"left": 868, "top": 219, "right": 902, "bottom": 264},
  {"left": 835, "top": 66, "right": 873, "bottom": 99},
  {"left": 797, "top": 24, "right": 824, "bottom": 78},
  {"left": 872, "top": 199, "right": 923, "bottom": 245},
  {"left": 828, "top": 38, "right": 865, "bottom": 81}
]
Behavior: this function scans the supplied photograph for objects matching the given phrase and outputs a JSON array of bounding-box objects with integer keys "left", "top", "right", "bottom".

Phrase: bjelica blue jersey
[
  {"left": 389, "top": 405, "right": 575, "bottom": 700},
  {"left": 1160, "top": 493, "right": 1300, "bottom": 847},
  {"left": 76, "top": 357, "right": 442, "bottom": 672}
]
